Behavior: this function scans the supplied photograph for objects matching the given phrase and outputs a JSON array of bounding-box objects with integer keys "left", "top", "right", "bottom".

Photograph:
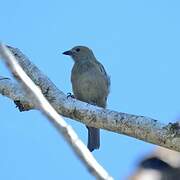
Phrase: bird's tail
[{"left": 86, "top": 126, "right": 100, "bottom": 152}]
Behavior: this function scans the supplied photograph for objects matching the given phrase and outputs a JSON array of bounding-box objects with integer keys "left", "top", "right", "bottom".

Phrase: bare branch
[
  {"left": 0, "top": 76, "right": 34, "bottom": 110},
  {"left": 0, "top": 44, "right": 113, "bottom": 180},
  {"left": 0, "top": 45, "right": 180, "bottom": 153}
]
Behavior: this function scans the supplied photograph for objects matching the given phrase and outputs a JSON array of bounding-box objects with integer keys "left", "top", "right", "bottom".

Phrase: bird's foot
[{"left": 67, "top": 92, "right": 75, "bottom": 99}]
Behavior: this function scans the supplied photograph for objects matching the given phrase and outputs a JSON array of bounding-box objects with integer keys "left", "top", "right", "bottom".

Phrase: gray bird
[{"left": 63, "top": 46, "right": 110, "bottom": 152}]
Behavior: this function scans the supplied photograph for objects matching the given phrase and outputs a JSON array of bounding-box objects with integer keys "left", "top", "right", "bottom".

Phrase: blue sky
[{"left": 1, "top": 0, "right": 180, "bottom": 179}]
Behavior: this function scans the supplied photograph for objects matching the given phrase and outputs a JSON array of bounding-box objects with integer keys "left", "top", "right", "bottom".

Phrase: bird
[{"left": 63, "top": 46, "right": 110, "bottom": 152}]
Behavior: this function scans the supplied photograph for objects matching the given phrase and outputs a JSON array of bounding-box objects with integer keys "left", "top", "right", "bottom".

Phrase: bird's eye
[{"left": 76, "top": 48, "right": 80, "bottom": 52}]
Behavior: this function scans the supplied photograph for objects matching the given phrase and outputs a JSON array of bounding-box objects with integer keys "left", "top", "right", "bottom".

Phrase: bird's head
[{"left": 63, "top": 46, "right": 95, "bottom": 62}]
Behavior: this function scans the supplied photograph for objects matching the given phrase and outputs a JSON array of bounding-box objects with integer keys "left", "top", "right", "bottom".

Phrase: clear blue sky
[{"left": 1, "top": 0, "right": 180, "bottom": 179}]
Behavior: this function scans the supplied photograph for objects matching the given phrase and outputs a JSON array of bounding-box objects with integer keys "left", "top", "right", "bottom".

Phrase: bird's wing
[{"left": 95, "top": 60, "right": 111, "bottom": 92}]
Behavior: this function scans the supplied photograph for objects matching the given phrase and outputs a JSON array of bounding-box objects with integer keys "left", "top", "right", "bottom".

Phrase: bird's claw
[{"left": 67, "top": 92, "right": 75, "bottom": 98}]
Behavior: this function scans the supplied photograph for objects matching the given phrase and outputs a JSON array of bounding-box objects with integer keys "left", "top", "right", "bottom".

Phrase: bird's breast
[{"left": 71, "top": 62, "right": 109, "bottom": 107}]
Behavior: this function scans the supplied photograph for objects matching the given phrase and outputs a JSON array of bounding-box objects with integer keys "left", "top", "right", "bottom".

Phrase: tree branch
[{"left": 0, "top": 45, "right": 180, "bottom": 152}]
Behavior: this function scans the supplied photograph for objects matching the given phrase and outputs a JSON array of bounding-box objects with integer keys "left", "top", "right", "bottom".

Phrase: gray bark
[{"left": 0, "top": 46, "right": 180, "bottom": 152}]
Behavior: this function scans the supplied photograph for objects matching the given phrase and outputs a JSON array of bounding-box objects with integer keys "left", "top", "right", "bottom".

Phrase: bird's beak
[{"left": 62, "top": 50, "right": 73, "bottom": 56}]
